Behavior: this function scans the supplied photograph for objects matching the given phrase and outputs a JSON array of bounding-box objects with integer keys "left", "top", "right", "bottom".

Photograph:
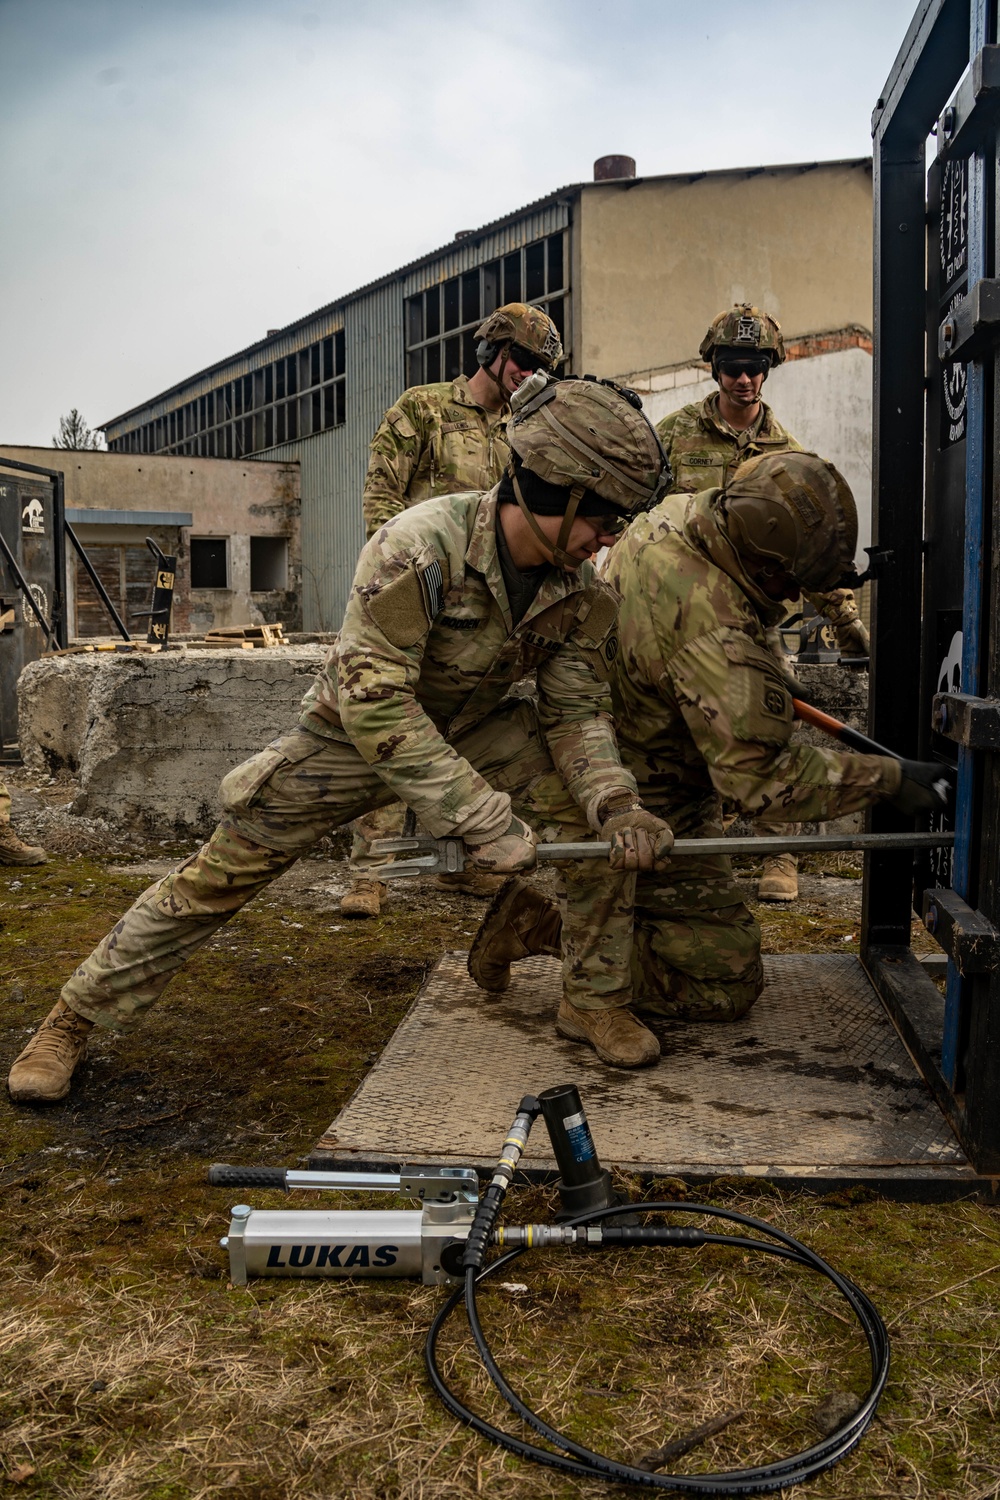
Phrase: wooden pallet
[{"left": 202, "top": 623, "right": 285, "bottom": 648}]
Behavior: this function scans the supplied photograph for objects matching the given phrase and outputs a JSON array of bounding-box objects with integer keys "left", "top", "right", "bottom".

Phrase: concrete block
[{"left": 18, "top": 646, "right": 325, "bottom": 839}]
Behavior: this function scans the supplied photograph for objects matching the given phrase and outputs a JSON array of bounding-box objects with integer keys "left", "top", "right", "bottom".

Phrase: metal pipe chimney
[{"left": 593, "top": 155, "right": 636, "bottom": 181}]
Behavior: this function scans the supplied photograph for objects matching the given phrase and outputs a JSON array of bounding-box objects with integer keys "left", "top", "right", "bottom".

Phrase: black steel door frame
[
  {"left": 863, "top": 0, "right": 1000, "bottom": 1175},
  {"left": 0, "top": 458, "right": 69, "bottom": 651}
]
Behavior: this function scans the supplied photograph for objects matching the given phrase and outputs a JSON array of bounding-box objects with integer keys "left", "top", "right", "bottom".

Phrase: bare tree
[{"left": 53, "top": 409, "right": 105, "bottom": 450}]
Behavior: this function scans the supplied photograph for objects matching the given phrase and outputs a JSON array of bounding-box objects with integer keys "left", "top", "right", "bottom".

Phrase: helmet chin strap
[
  {"left": 510, "top": 464, "right": 586, "bottom": 570},
  {"left": 484, "top": 344, "right": 513, "bottom": 411}
]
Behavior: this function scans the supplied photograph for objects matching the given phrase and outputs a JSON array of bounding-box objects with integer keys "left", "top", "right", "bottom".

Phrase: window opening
[
  {"left": 250, "top": 536, "right": 288, "bottom": 591},
  {"left": 190, "top": 538, "right": 229, "bottom": 589},
  {"left": 402, "top": 229, "right": 569, "bottom": 388},
  {"left": 106, "top": 327, "right": 347, "bottom": 456}
]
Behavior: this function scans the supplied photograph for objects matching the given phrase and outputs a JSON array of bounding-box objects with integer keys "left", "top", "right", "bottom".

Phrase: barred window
[
  {"left": 404, "top": 231, "right": 568, "bottom": 389},
  {"left": 107, "top": 329, "right": 346, "bottom": 457}
]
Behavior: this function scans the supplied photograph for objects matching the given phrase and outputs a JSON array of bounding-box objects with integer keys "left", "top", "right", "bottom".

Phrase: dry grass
[{"left": 2, "top": 853, "right": 1000, "bottom": 1498}]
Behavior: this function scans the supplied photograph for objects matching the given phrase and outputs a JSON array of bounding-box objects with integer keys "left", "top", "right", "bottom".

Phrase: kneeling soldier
[
  {"left": 469, "top": 450, "right": 949, "bottom": 1022},
  {"left": 658, "top": 304, "right": 871, "bottom": 902},
  {"left": 7, "top": 375, "right": 673, "bottom": 1103}
]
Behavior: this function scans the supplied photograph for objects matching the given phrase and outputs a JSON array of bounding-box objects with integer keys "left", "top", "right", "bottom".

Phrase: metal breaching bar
[
  {"left": 371, "top": 830, "right": 954, "bottom": 879},
  {"left": 64, "top": 522, "right": 131, "bottom": 641}
]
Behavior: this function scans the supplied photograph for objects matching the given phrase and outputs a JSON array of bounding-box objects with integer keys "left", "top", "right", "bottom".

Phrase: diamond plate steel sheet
[{"left": 315, "top": 953, "right": 972, "bottom": 1184}]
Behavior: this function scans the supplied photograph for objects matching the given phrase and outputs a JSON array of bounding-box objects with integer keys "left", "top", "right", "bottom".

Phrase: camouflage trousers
[
  {"left": 60, "top": 699, "right": 634, "bottom": 1029},
  {"left": 630, "top": 848, "right": 763, "bottom": 1021},
  {"left": 348, "top": 801, "right": 407, "bottom": 876},
  {"left": 0, "top": 780, "right": 10, "bottom": 825}
]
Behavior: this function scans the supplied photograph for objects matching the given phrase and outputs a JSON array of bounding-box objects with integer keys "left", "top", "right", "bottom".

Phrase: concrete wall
[
  {"left": 576, "top": 161, "right": 872, "bottom": 377},
  {"left": 636, "top": 344, "right": 873, "bottom": 562},
  {"left": 18, "top": 651, "right": 866, "bottom": 842},
  {"left": 18, "top": 646, "right": 325, "bottom": 838},
  {"left": 0, "top": 446, "right": 302, "bottom": 636}
]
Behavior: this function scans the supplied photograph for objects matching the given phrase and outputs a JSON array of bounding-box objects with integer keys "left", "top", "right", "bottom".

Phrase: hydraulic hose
[{"left": 425, "top": 1200, "right": 889, "bottom": 1494}]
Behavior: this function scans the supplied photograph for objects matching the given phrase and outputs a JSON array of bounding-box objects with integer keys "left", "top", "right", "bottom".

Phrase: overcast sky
[{"left": 1, "top": 0, "right": 917, "bottom": 447}]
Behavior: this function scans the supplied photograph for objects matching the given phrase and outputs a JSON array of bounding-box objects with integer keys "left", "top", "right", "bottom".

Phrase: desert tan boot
[
  {"left": 467, "top": 877, "right": 561, "bottom": 993},
  {"left": 0, "top": 823, "right": 46, "bottom": 865},
  {"left": 339, "top": 878, "right": 386, "bottom": 918},
  {"left": 436, "top": 870, "right": 505, "bottom": 898},
  {"left": 8, "top": 999, "right": 94, "bottom": 1102},
  {"left": 555, "top": 997, "right": 660, "bottom": 1068},
  {"left": 758, "top": 853, "right": 799, "bottom": 902}
]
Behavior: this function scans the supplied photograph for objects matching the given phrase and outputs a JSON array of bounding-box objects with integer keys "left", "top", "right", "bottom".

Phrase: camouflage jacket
[
  {"left": 362, "top": 376, "right": 508, "bottom": 538},
  {"left": 656, "top": 392, "right": 799, "bottom": 493},
  {"left": 655, "top": 393, "right": 862, "bottom": 633},
  {"left": 300, "top": 489, "right": 635, "bottom": 837},
  {"left": 603, "top": 488, "right": 896, "bottom": 833}
]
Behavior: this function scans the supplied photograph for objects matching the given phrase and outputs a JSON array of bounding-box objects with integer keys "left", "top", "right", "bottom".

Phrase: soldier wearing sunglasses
[
  {"left": 655, "top": 304, "right": 869, "bottom": 903},
  {"left": 345, "top": 303, "right": 564, "bottom": 917}
]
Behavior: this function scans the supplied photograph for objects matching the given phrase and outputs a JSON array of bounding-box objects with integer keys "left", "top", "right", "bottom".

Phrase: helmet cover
[
  {"left": 721, "top": 450, "right": 858, "bottom": 592},
  {"left": 474, "top": 302, "right": 563, "bottom": 369},
  {"left": 699, "top": 303, "right": 786, "bottom": 367}
]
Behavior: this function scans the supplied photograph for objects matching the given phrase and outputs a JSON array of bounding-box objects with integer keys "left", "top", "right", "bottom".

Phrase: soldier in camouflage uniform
[
  {"left": 7, "top": 376, "right": 675, "bottom": 1103},
  {"left": 469, "top": 450, "right": 949, "bottom": 1024},
  {"left": 345, "top": 302, "right": 564, "bottom": 917},
  {"left": 0, "top": 780, "right": 46, "bottom": 865},
  {"left": 656, "top": 304, "right": 870, "bottom": 901}
]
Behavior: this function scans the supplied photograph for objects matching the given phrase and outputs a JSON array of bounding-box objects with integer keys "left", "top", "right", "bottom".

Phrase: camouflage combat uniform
[
  {"left": 60, "top": 489, "right": 639, "bottom": 1027},
  {"left": 362, "top": 375, "right": 509, "bottom": 539},
  {"left": 602, "top": 487, "right": 897, "bottom": 1021},
  {"left": 356, "top": 374, "right": 511, "bottom": 866},
  {"left": 657, "top": 392, "right": 865, "bottom": 870},
  {"left": 656, "top": 392, "right": 865, "bottom": 636}
]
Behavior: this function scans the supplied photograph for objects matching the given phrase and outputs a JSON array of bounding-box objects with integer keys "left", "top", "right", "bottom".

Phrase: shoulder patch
[
  {"left": 575, "top": 585, "right": 620, "bottom": 647},
  {"left": 365, "top": 566, "right": 432, "bottom": 648}
]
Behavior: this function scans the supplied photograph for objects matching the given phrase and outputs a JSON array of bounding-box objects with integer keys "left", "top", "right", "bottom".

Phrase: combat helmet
[
  {"left": 720, "top": 451, "right": 857, "bottom": 594},
  {"left": 475, "top": 303, "right": 563, "bottom": 407},
  {"left": 699, "top": 303, "right": 786, "bottom": 374},
  {"left": 503, "top": 372, "right": 670, "bottom": 567}
]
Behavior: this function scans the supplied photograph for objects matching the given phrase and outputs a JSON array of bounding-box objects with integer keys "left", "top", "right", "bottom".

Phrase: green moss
[{"left": 2, "top": 857, "right": 999, "bottom": 1497}]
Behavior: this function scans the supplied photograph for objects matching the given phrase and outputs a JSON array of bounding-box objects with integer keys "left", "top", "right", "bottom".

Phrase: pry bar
[{"left": 369, "top": 830, "right": 954, "bottom": 879}]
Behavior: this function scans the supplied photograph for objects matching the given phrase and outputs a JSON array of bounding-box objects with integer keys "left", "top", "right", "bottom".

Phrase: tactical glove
[
  {"left": 835, "top": 617, "right": 870, "bottom": 656},
  {"left": 597, "top": 793, "right": 674, "bottom": 872},
  {"left": 887, "top": 760, "right": 954, "bottom": 816},
  {"left": 777, "top": 664, "right": 818, "bottom": 707},
  {"left": 464, "top": 814, "right": 538, "bottom": 874}
]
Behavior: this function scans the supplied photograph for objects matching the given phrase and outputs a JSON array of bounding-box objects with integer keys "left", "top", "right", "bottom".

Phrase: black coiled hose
[{"left": 425, "top": 1200, "right": 889, "bottom": 1494}]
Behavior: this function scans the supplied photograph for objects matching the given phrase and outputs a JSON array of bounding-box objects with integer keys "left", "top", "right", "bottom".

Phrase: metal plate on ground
[{"left": 312, "top": 953, "right": 978, "bottom": 1193}]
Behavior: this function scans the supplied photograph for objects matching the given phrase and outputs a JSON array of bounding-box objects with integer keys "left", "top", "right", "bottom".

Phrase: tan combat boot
[
  {"left": 436, "top": 870, "right": 506, "bottom": 898},
  {"left": 0, "top": 823, "right": 46, "bottom": 865},
  {"left": 555, "top": 998, "right": 660, "bottom": 1068},
  {"left": 467, "top": 877, "right": 562, "bottom": 992},
  {"left": 8, "top": 999, "right": 94, "bottom": 1102},
  {"left": 758, "top": 854, "right": 799, "bottom": 902},
  {"left": 339, "top": 878, "right": 386, "bottom": 918}
]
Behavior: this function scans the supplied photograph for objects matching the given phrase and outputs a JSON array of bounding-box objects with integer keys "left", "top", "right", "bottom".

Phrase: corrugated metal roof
[{"left": 100, "top": 156, "right": 871, "bottom": 429}]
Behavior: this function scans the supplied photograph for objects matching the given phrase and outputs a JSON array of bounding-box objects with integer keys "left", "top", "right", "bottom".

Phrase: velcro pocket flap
[
  {"left": 721, "top": 633, "right": 792, "bottom": 745},
  {"left": 365, "top": 556, "right": 450, "bottom": 649},
  {"left": 386, "top": 407, "right": 417, "bottom": 439},
  {"left": 575, "top": 585, "right": 620, "bottom": 647}
]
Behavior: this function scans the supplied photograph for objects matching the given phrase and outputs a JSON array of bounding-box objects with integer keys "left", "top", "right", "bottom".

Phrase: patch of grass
[{"left": 1, "top": 857, "right": 999, "bottom": 1498}]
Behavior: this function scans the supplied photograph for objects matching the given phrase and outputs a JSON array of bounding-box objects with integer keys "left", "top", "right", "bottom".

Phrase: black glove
[{"left": 888, "top": 760, "right": 954, "bottom": 816}]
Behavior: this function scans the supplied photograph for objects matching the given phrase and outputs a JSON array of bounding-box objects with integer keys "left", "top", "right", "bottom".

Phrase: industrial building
[
  {"left": 100, "top": 155, "right": 874, "bottom": 630},
  {"left": 0, "top": 446, "right": 300, "bottom": 639}
]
